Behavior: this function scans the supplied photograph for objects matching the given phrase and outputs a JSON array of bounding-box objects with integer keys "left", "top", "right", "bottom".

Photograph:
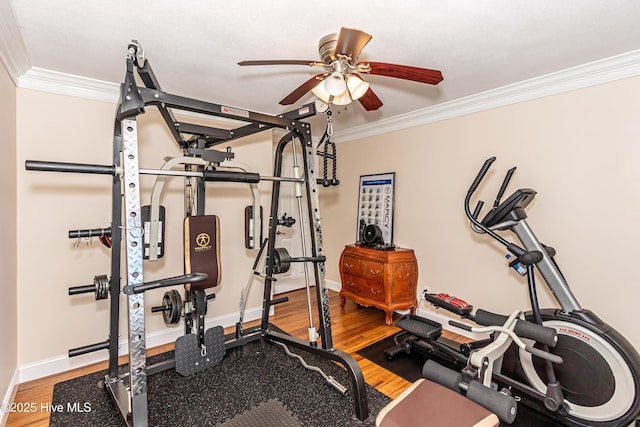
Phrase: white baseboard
[
  {"left": 16, "top": 278, "right": 342, "bottom": 384},
  {"left": 0, "top": 368, "right": 19, "bottom": 427},
  {"left": 17, "top": 306, "right": 265, "bottom": 383},
  {"left": 325, "top": 278, "right": 341, "bottom": 293},
  {"left": 15, "top": 279, "right": 354, "bottom": 384},
  {"left": 274, "top": 276, "right": 341, "bottom": 295}
]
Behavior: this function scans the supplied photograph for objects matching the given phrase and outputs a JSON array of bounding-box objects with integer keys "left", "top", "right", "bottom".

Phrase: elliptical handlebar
[
  {"left": 465, "top": 157, "right": 514, "bottom": 249},
  {"left": 494, "top": 167, "right": 516, "bottom": 208},
  {"left": 448, "top": 319, "right": 563, "bottom": 365},
  {"left": 467, "top": 156, "right": 496, "bottom": 195}
]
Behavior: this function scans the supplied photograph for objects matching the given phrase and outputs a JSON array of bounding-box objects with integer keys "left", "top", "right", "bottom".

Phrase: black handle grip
[
  {"left": 25, "top": 160, "right": 115, "bottom": 175},
  {"left": 471, "top": 200, "right": 484, "bottom": 220},
  {"left": 494, "top": 167, "right": 516, "bottom": 208},
  {"left": 468, "top": 157, "right": 496, "bottom": 195},
  {"left": 203, "top": 170, "right": 260, "bottom": 183},
  {"left": 474, "top": 309, "right": 557, "bottom": 347},
  {"left": 516, "top": 320, "right": 557, "bottom": 347},
  {"left": 124, "top": 273, "right": 208, "bottom": 294}
]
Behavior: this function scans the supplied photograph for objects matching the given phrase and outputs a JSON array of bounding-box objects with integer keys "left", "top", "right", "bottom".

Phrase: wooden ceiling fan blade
[
  {"left": 238, "top": 60, "right": 318, "bottom": 66},
  {"left": 335, "top": 27, "right": 372, "bottom": 59},
  {"left": 358, "top": 87, "right": 383, "bottom": 111},
  {"left": 364, "top": 61, "right": 444, "bottom": 85},
  {"left": 279, "top": 74, "right": 325, "bottom": 105}
]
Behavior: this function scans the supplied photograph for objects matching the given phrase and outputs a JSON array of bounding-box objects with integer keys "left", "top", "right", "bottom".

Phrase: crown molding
[
  {"left": 0, "top": 1, "right": 31, "bottom": 85},
  {"left": 19, "top": 67, "right": 120, "bottom": 103},
  {"left": 12, "top": 49, "right": 640, "bottom": 140},
  {"left": 334, "top": 49, "right": 640, "bottom": 143}
]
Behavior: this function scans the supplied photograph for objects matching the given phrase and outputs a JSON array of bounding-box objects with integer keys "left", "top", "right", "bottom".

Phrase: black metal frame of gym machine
[{"left": 26, "top": 41, "right": 368, "bottom": 426}]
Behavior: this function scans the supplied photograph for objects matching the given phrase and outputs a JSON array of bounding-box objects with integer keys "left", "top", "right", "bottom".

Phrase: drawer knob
[
  {"left": 370, "top": 288, "right": 381, "bottom": 295},
  {"left": 345, "top": 263, "right": 354, "bottom": 269},
  {"left": 346, "top": 281, "right": 354, "bottom": 287},
  {"left": 370, "top": 269, "right": 380, "bottom": 275}
]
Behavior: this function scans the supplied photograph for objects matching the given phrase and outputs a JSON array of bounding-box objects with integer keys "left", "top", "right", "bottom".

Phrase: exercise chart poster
[{"left": 357, "top": 173, "right": 395, "bottom": 244}]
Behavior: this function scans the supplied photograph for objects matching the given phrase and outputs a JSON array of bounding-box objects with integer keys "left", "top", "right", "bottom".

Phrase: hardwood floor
[{"left": 6, "top": 288, "right": 464, "bottom": 426}]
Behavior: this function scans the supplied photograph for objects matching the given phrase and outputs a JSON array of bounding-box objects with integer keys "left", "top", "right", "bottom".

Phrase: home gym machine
[
  {"left": 388, "top": 157, "right": 640, "bottom": 426},
  {"left": 25, "top": 40, "right": 367, "bottom": 426}
]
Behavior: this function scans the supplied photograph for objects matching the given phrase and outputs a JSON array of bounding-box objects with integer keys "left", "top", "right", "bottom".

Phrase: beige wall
[
  {"left": 321, "top": 75, "right": 640, "bottom": 351},
  {"left": 0, "top": 61, "right": 18, "bottom": 407},
  {"left": 16, "top": 89, "right": 273, "bottom": 365},
  {"left": 11, "top": 70, "right": 640, "bottom": 373}
]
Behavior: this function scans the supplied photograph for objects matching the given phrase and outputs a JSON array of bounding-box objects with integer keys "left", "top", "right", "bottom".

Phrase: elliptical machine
[{"left": 392, "top": 157, "right": 640, "bottom": 426}]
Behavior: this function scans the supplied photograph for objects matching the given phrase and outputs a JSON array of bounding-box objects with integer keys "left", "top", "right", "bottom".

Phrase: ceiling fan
[{"left": 238, "top": 27, "right": 443, "bottom": 111}]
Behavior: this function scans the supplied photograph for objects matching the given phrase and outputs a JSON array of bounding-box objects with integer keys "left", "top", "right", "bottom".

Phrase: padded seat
[
  {"left": 184, "top": 215, "right": 221, "bottom": 291},
  {"left": 376, "top": 378, "right": 499, "bottom": 427}
]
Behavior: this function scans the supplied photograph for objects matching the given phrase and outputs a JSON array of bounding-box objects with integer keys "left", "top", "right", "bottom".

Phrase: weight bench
[
  {"left": 376, "top": 360, "right": 513, "bottom": 427},
  {"left": 174, "top": 214, "right": 226, "bottom": 376},
  {"left": 376, "top": 379, "right": 499, "bottom": 427}
]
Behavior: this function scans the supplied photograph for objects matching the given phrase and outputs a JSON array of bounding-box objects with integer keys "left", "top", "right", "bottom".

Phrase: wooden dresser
[{"left": 339, "top": 244, "right": 418, "bottom": 325}]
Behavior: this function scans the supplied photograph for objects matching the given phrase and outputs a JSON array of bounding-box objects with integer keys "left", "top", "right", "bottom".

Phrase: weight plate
[
  {"left": 162, "top": 289, "right": 183, "bottom": 325},
  {"left": 94, "top": 274, "right": 110, "bottom": 300},
  {"left": 273, "top": 247, "right": 291, "bottom": 274}
]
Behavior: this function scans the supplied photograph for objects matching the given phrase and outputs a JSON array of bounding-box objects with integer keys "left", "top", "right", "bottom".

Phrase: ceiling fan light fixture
[
  {"left": 324, "top": 71, "right": 347, "bottom": 96},
  {"left": 311, "top": 81, "right": 352, "bottom": 105},
  {"left": 346, "top": 74, "right": 370, "bottom": 101},
  {"left": 311, "top": 81, "right": 332, "bottom": 103}
]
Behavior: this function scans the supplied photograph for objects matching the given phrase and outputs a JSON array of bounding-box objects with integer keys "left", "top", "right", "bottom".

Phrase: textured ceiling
[{"left": 7, "top": 0, "right": 640, "bottom": 136}]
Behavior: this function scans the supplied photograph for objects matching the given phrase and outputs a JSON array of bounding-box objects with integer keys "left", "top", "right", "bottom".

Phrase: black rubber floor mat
[{"left": 217, "top": 399, "right": 302, "bottom": 427}]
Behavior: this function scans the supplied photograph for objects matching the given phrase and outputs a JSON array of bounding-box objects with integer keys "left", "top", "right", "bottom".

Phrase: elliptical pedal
[{"left": 396, "top": 314, "right": 442, "bottom": 340}]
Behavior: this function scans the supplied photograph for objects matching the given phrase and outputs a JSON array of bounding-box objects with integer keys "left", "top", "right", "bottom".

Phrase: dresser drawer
[
  {"left": 339, "top": 244, "right": 418, "bottom": 325},
  {"left": 342, "top": 274, "right": 385, "bottom": 302},
  {"left": 341, "top": 255, "right": 384, "bottom": 281}
]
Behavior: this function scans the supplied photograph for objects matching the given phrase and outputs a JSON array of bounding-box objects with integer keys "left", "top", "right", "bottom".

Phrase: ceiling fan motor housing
[{"left": 319, "top": 33, "right": 338, "bottom": 63}]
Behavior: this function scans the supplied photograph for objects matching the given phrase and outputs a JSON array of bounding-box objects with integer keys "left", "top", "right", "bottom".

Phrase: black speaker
[{"left": 362, "top": 224, "right": 384, "bottom": 246}]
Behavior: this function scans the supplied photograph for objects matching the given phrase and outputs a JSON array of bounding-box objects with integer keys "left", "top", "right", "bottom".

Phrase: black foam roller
[
  {"left": 422, "top": 360, "right": 462, "bottom": 393},
  {"left": 466, "top": 381, "right": 517, "bottom": 424}
]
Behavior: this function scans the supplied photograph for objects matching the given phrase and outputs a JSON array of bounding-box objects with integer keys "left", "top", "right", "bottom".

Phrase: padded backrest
[{"left": 184, "top": 215, "right": 221, "bottom": 291}]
